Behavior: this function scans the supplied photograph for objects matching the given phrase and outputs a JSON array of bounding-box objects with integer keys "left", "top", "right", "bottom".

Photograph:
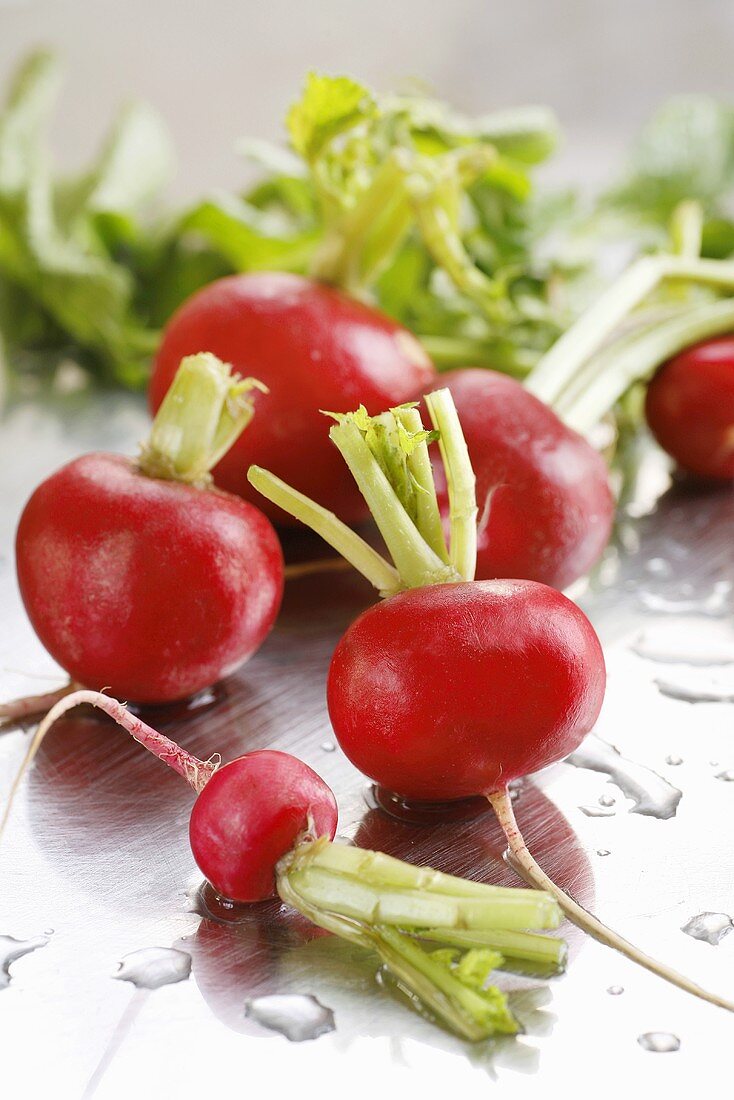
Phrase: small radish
[
  {"left": 3, "top": 690, "right": 568, "bottom": 1042},
  {"left": 645, "top": 334, "right": 734, "bottom": 480},
  {"left": 249, "top": 388, "right": 734, "bottom": 1013},
  {"left": 428, "top": 370, "right": 614, "bottom": 588},
  {"left": 7, "top": 353, "right": 283, "bottom": 711},
  {"left": 149, "top": 273, "right": 436, "bottom": 525}
]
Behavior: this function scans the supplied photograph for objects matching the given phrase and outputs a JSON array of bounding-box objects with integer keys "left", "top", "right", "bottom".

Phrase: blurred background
[{"left": 1, "top": 0, "right": 734, "bottom": 196}]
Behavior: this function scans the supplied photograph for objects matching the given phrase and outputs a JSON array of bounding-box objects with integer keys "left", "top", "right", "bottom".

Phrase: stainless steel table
[{"left": 1, "top": 387, "right": 732, "bottom": 1098}]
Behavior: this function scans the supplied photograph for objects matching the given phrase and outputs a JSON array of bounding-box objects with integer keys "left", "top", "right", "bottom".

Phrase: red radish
[
  {"left": 9, "top": 353, "right": 283, "bottom": 709},
  {"left": 149, "top": 273, "right": 436, "bottom": 525},
  {"left": 3, "top": 690, "right": 566, "bottom": 1042},
  {"left": 428, "top": 370, "right": 614, "bottom": 589},
  {"left": 249, "top": 388, "right": 734, "bottom": 1013},
  {"left": 645, "top": 335, "right": 734, "bottom": 480},
  {"left": 328, "top": 580, "right": 605, "bottom": 802}
]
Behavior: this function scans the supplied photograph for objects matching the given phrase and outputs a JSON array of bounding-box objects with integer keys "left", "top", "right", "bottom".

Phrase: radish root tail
[
  {"left": 0, "top": 690, "right": 216, "bottom": 842},
  {"left": 487, "top": 786, "right": 734, "bottom": 1014},
  {"left": 0, "top": 680, "right": 78, "bottom": 726}
]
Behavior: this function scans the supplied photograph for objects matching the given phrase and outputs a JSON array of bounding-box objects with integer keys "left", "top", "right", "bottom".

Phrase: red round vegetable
[
  {"left": 327, "top": 579, "right": 605, "bottom": 802},
  {"left": 189, "top": 750, "right": 337, "bottom": 902},
  {"left": 645, "top": 334, "right": 734, "bottom": 480},
  {"left": 149, "top": 273, "right": 436, "bottom": 524},
  {"left": 7, "top": 353, "right": 283, "bottom": 709},
  {"left": 16, "top": 454, "right": 282, "bottom": 704},
  {"left": 429, "top": 369, "right": 614, "bottom": 589}
]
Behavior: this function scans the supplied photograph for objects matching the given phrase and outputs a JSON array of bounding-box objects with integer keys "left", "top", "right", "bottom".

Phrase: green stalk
[
  {"left": 417, "top": 334, "right": 539, "bottom": 376},
  {"left": 247, "top": 465, "right": 401, "bottom": 596},
  {"left": 301, "top": 838, "right": 554, "bottom": 904},
  {"left": 372, "top": 926, "right": 519, "bottom": 1039},
  {"left": 563, "top": 298, "right": 734, "bottom": 434},
  {"left": 139, "top": 353, "right": 263, "bottom": 485},
  {"left": 670, "top": 199, "right": 704, "bottom": 260},
  {"left": 418, "top": 927, "right": 567, "bottom": 970},
  {"left": 285, "top": 865, "right": 560, "bottom": 931},
  {"left": 309, "top": 154, "right": 411, "bottom": 292},
  {"left": 396, "top": 405, "right": 449, "bottom": 563},
  {"left": 424, "top": 389, "right": 477, "bottom": 581},
  {"left": 526, "top": 254, "right": 734, "bottom": 408},
  {"left": 328, "top": 418, "right": 457, "bottom": 588}
]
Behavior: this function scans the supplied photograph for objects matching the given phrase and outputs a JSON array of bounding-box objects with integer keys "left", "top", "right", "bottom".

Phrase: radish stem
[
  {"left": 248, "top": 465, "right": 401, "bottom": 596},
  {"left": 283, "top": 557, "right": 353, "bottom": 582},
  {"left": 139, "top": 352, "right": 265, "bottom": 486},
  {"left": 487, "top": 787, "right": 734, "bottom": 1013},
  {"left": 396, "top": 406, "right": 449, "bottom": 564},
  {"left": 418, "top": 926, "right": 567, "bottom": 970},
  {"left": 526, "top": 255, "right": 734, "bottom": 408},
  {"left": 0, "top": 690, "right": 218, "bottom": 839},
  {"left": 425, "top": 388, "right": 477, "bottom": 581}
]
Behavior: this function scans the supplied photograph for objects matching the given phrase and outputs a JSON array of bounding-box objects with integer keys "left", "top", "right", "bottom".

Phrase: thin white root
[{"left": 488, "top": 787, "right": 734, "bottom": 1014}]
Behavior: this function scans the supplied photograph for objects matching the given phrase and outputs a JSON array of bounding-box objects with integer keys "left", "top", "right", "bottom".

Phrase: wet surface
[{"left": 1, "top": 394, "right": 733, "bottom": 1095}]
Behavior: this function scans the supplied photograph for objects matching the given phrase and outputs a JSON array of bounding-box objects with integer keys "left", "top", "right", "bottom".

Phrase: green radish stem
[
  {"left": 248, "top": 388, "right": 477, "bottom": 594},
  {"left": 138, "top": 352, "right": 266, "bottom": 486},
  {"left": 488, "top": 787, "right": 734, "bottom": 1014},
  {"left": 526, "top": 255, "right": 734, "bottom": 410}
]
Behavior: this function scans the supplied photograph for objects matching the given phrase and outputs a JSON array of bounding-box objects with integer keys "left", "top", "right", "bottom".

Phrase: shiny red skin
[
  {"left": 149, "top": 273, "right": 436, "bottom": 524},
  {"left": 189, "top": 750, "right": 338, "bottom": 903},
  {"left": 16, "top": 454, "right": 284, "bottom": 704},
  {"left": 646, "top": 335, "right": 734, "bottom": 480},
  {"left": 428, "top": 370, "right": 614, "bottom": 589},
  {"left": 327, "top": 580, "right": 606, "bottom": 802}
]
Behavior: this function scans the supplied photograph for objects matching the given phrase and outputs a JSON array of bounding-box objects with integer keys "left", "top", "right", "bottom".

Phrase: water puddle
[
  {"left": 637, "top": 1032, "right": 680, "bottom": 1053},
  {"left": 568, "top": 736, "right": 682, "bottom": 819},
  {"left": 114, "top": 947, "right": 192, "bottom": 990},
  {"left": 244, "top": 994, "right": 335, "bottom": 1041},
  {"left": 655, "top": 673, "right": 734, "bottom": 704},
  {"left": 681, "top": 912, "right": 733, "bottom": 946},
  {"left": 0, "top": 933, "right": 49, "bottom": 990}
]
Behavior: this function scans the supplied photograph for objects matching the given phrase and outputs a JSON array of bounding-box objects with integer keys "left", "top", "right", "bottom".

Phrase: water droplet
[
  {"left": 638, "top": 579, "right": 731, "bottom": 618},
  {"left": 645, "top": 558, "right": 671, "bottom": 577},
  {"left": 665, "top": 755, "right": 683, "bottom": 766},
  {"left": 245, "top": 994, "right": 335, "bottom": 1041},
  {"left": 579, "top": 804, "right": 616, "bottom": 818},
  {"left": 114, "top": 947, "right": 191, "bottom": 990},
  {"left": 0, "top": 934, "right": 49, "bottom": 990},
  {"left": 320, "top": 740, "right": 336, "bottom": 753},
  {"left": 597, "top": 849, "right": 611, "bottom": 857},
  {"left": 607, "top": 985, "right": 624, "bottom": 995},
  {"left": 681, "top": 912, "right": 734, "bottom": 946},
  {"left": 637, "top": 1032, "right": 680, "bottom": 1053},
  {"left": 716, "top": 769, "right": 734, "bottom": 783},
  {"left": 631, "top": 631, "right": 734, "bottom": 666},
  {"left": 655, "top": 676, "right": 734, "bottom": 704},
  {"left": 568, "top": 736, "right": 682, "bottom": 820},
  {"left": 43, "top": 928, "right": 54, "bottom": 936},
  {"left": 710, "top": 760, "right": 720, "bottom": 768},
  {"left": 598, "top": 793, "right": 616, "bottom": 807}
]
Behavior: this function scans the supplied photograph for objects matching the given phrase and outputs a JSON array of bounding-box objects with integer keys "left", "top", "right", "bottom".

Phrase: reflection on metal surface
[{"left": 2, "top": 393, "right": 734, "bottom": 1093}]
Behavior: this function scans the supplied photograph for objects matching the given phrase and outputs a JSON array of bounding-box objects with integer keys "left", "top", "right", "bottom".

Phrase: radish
[
  {"left": 2, "top": 690, "right": 569, "bottom": 1042},
  {"left": 428, "top": 370, "right": 614, "bottom": 588},
  {"left": 6, "top": 353, "right": 283, "bottom": 711},
  {"left": 249, "top": 388, "right": 734, "bottom": 1013},
  {"left": 645, "top": 335, "right": 734, "bottom": 480},
  {"left": 149, "top": 273, "right": 436, "bottom": 525}
]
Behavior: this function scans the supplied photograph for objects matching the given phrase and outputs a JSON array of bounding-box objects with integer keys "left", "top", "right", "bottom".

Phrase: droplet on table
[
  {"left": 681, "top": 912, "right": 734, "bottom": 946},
  {"left": 637, "top": 1032, "right": 680, "bottom": 1053},
  {"left": 114, "top": 947, "right": 192, "bottom": 990},
  {"left": 245, "top": 994, "right": 335, "bottom": 1041}
]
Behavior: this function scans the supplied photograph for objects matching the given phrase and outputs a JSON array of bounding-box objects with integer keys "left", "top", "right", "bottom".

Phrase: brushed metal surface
[{"left": 1, "top": 389, "right": 733, "bottom": 1098}]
